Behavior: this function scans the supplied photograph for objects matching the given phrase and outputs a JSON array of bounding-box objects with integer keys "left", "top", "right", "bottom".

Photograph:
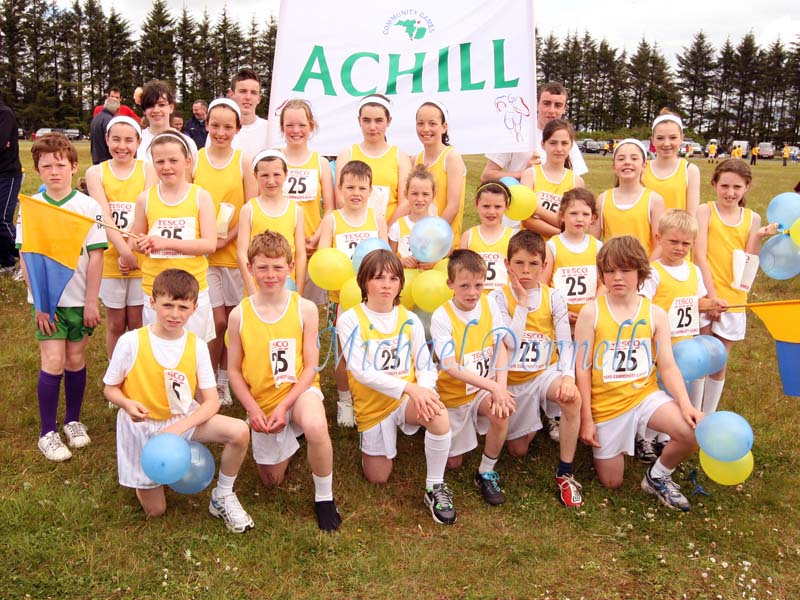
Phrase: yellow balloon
[
  {"left": 338, "top": 276, "right": 362, "bottom": 311},
  {"left": 506, "top": 184, "right": 538, "bottom": 221},
  {"left": 224, "top": 330, "right": 229, "bottom": 348},
  {"left": 790, "top": 219, "right": 800, "bottom": 248},
  {"left": 400, "top": 269, "right": 420, "bottom": 309},
  {"left": 412, "top": 270, "right": 453, "bottom": 312},
  {"left": 308, "top": 248, "right": 355, "bottom": 291},
  {"left": 433, "top": 258, "right": 449, "bottom": 274},
  {"left": 699, "top": 449, "right": 754, "bottom": 486}
]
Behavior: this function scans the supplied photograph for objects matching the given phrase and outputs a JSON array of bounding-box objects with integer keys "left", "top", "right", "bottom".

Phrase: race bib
[
  {"left": 601, "top": 338, "right": 652, "bottom": 383},
  {"left": 553, "top": 265, "right": 598, "bottom": 305},
  {"left": 368, "top": 185, "right": 390, "bottom": 220},
  {"left": 149, "top": 217, "right": 196, "bottom": 258},
  {"left": 373, "top": 337, "right": 410, "bottom": 379},
  {"left": 668, "top": 296, "right": 700, "bottom": 337},
  {"left": 397, "top": 234, "right": 412, "bottom": 258},
  {"left": 335, "top": 230, "right": 374, "bottom": 258},
  {"left": 270, "top": 338, "right": 297, "bottom": 387},
  {"left": 509, "top": 331, "right": 552, "bottom": 373},
  {"left": 464, "top": 346, "right": 494, "bottom": 395},
  {"left": 731, "top": 249, "right": 759, "bottom": 292},
  {"left": 480, "top": 251, "right": 508, "bottom": 290},
  {"left": 108, "top": 201, "right": 135, "bottom": 232},
  {"left": 537, "top": 191, "right": 562, "bottom": 214},
  {"left": 165, "top": 369, "right": 193, "bottom": 415},
  {"left": 284, "top": 168, "right": 319, "bottom": 203}
]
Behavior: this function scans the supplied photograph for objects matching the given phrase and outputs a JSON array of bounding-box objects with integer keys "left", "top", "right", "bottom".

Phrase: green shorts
[{"left": 32, "top": 306, "right": 95, "bottom": 342}]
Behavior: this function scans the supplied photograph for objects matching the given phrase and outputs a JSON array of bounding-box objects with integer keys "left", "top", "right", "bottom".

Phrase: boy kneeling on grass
[
  {"left": 104, "top": 269, "right": 254, "bottom": 532},
  {"left": 574, "top": 236, "right": 702, "bottom": 511}
]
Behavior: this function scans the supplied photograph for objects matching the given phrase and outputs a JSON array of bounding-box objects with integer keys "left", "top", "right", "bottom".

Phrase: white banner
[{"left": 267, "top": 0, "right": 537, "bottom": 156}]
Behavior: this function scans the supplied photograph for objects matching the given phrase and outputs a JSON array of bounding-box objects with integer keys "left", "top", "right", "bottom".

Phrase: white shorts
[
  {"left": 100, "top": 277, "right": 145, "bottom": 309},
  {"left": 142, "top": 290, "right": 216, "bottom": 342},
  {"left": 506, "top": 366, "right": 563, "bottom": 441},
  {"left": 250, "top": 388, "right": 324, "bottom": 465},
  {"left": 359, "top": 398, "right": 420, "bottom": 459},
  {"left": 711, "top": 311, "right": 746, "bottom": 341},
  {"left": 116, "top": 403, "right": 199, "bottom": 489},
  {"left": 207, "top": 266, "right": 244, "bottom": 308},
  {"left": 447, "top": 392, "right": 490, "bottom": 457},
  {"left": 593, "top": 391, "right": 673, "bottom": 460}
]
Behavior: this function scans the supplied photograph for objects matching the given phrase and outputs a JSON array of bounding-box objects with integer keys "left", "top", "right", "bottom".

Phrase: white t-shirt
[
  {"left": 103, "top": 327, "right": 216, "bottom": 390},
  {"left": 430, "top": 296, "right": 506, "bottom": 370},
  {"left": 16, "top": 190, "right": 108, "bottom": 307},
  {"left": 227, "top": 116, "right": 269, "bottom": 157},
  {"left": 640, "top": 261, "right": 708, "bottom": 301},
  {"left": 337, "top": 303, "right": 437, "bottom": 397},
  {"left": 545, "top": 233, "right": 604, "bottom": 260},
  {"left": 137, "top": 129, "right": 198, "bottom": 162},
  {"left": 387, "top": 216, "right": 416, "bottom": 258}
]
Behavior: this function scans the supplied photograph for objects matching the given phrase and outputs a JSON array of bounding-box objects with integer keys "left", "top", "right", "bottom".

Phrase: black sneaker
[
  {"left": 424, "top": 483, "right": 457, "bottom": 524},
  {"left": 314, "top": 499, "right": 342, "bottom": 532},
  {"left": 635, "top": 437, "right": 658, "bottom": 464},
  {"left": 474, "top": 470, "right": 506, "bottom": 505}
]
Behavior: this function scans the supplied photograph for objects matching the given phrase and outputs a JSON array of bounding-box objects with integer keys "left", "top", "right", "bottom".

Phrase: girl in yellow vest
[
  {"left": 642, "top": 111, "right": 700, "bottom": 214},
  {"left": 279, "top": 99, "right": 335, "bottom": 306},
  {"left": 460, "top": 181, "right": 514, "bottom": 294},
  {"left": 593, "top": 139, "right": 665, "bottom": 258},
  {"left": 520, "top": 119, "right": 583, "bottom": 240},
  {"left": 85, "top": 116, "right": 157, "bottom": 357},
  {"left": 574, "top": 236, "right": 701, "bottom": 511},
  {"left": 388, "top": 166, "right": 437, "bottom": 270},
  {"left": 193, "top": 98, "right": 258, "bottom": 406},
  {"left": 335, "top": 94, "right": 412, "bottom": 224},
  {"left": 541, "top": 188, "right": 604, "bottom": 326},
  {"left": 336, "top": 250, "right": 457, "bottom": 525},
  {"left": 413, "top": 101, "right": 466, "bottom": 245},
  {"left": 132, "top": 132, "right": 217, "bottom": 342},
  {"left": 694, "top": 160, "right": 778, "bottom": 413},
  {"left": 237, "top": 150, "right": 306, "bottom": 297}
]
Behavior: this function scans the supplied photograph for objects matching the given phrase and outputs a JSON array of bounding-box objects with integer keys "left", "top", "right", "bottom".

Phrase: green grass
[{"left": 3, "top": 144, "right": 800, "bottom": 598}]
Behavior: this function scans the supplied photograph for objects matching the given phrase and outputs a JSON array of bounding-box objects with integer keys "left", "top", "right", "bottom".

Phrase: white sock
[
  {"left": 312, "top": 472, "right": 333, "bottom": 502},
  {"left": 424, "top": 430, "right": 451, "bottom": 489},
  {"left": 649, "top": 458, "right": 673, "bottom": 480},
  {"left": 338, "top": 390, "right": 352, "bottom": 404},
  {"left": 689, "top": 377, "right": 706, "bottom": 412},
  {"left": 215, "top": 472, "right": 236, "bottom": 496},
  {"left": 478, "top": 453, "right": 498, "bottom": 475},
  {"left": 702, "top": 378, "right": 725, "bottom": 414},
  {"left": 217, "top": 368, "right": 228, "bottom": 386}
]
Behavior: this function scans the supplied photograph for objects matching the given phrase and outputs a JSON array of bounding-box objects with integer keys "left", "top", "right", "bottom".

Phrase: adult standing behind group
[
  {"left": 0, "top": 97, "right": 22, "bottom": 274},
  {"left": 90, "top": 96, "right": 120, "bottom": 165},
  {"left": 184, "top": 100, "right": 208, "bottom": 148},
  {"left": 208, "top": 68, "right": 269, "bottom": 158},
  {"left": 92, "top": 87, "right": 142, "bottom": 124}
]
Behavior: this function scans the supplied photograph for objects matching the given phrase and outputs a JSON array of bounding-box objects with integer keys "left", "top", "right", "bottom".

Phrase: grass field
[{"left": 2, "top": 142, "right": 800, "bottom": 599}]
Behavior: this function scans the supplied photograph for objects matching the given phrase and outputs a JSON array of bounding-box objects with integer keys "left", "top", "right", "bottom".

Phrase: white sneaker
[
  {"left": 337, "top": 400, "right": 355, "bottom": 427},
  {"left": 209, "top": 489, "right": 254, "bottom": 533},
  {"left": 63, "top": 421, "right": 91, "bottom": 448},
  {"left": 38, "top": 431, "right": 72, "bottom": 461},
  {"left": 217, "top": 383, "right": 233, "bottom": 407},
  {"left": 547, "top": 417, "right": 560, "bottom": 442}
]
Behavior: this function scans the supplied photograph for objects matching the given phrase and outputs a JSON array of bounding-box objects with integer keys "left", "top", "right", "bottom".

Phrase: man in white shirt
[
  {"left": 208, "top": 68, "right": 269, "bottom": 157},
  {"left": 481, "top": 81, "right": 588, "bottom": 183}
]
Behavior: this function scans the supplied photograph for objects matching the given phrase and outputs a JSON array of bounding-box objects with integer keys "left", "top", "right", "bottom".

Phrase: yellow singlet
[
  {"left": 284, "top": 151, "right": 324, "bottom": 239},
  {"left": 651, "top": 260, "right": 700, "bottom": 342},
  {"left": 100, "top": 160, "right": 147, "bottom": 278},
  {"left": 601, "top": 188, "right": 654, "bottom": 255},
  {"left": 330, "top": 208, "right": 379, "bottom": 303},
  {"left": 503, "top": 285, "right": 559, "bottom": 385},
  {"left": 193, "top": 149, "right": 245, "bottom": 268},
  {"left": 532, "top": 163, "right": 576, "bottom": 219},
  {"left": 415, "top": 147, "right": 465, "bottom": 246},
  {"left": 347, "top": 304, "right": 416, "bottom": 432},
  {"left": 642, "top": 158, "right": 688, "bottom": 211},
  {"left": 466, "top": 226, "right": 514, "bottom": 294},
  {"left": 706, "top": 202, "right": 753, "bottom": 311},
  {"left": 121, "top": 327, "right": 197, "bottom": 421},
  {"left": 248, "top": 197, "right": 298, "bottom": 258},
  {"left": 351, "top": 144, "right": 399, "bottom": 222},
  {"left": 141, "top": 184, "right": 208, "bottom": 295},
  {"left": 550, "top": 234, "right": 600, "bottom": 316}
]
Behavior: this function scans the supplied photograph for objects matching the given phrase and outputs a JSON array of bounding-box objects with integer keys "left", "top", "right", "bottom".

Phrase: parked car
[
  {"left": 678, "top": 139, "right": 696, "bottom": 157},
  {"left": 32, "top": 127, "right": 52, "bottom": 140},
  {"left": 757, "top": 142, "right": 775, "bottom": 159},
  {"left": 691, "top": 142, "right": 704, "bottom": 156},
  {"left": 17, "top": 128, "right": 25, "bottom": 139},
  {"left": 639, "top": 139, "right": 655, "bottom": 159},
  {"left": 732, "top": 140, "right": 750, "bottom": 156},
  {"left": 582, "top": 139, "right": 601, "bottom": 153},
  {"left": 64, "top": 129, "right": 82, "bottom": 141},
  {"left": 705, "top": 138, "right": 719, "bottom": 157}
]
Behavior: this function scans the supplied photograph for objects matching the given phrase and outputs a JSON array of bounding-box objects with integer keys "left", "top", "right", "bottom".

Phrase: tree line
[{"left": 1, "top": 0, "right": 798, "bottom": 145}]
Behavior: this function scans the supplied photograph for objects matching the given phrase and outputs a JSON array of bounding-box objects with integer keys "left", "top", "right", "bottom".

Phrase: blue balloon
[
  {"left": 695, "top": 411, "right": 754, "bottom": 462},
  {"left": 352, "top": 238, "right": 391, "bottom": 272},
  {"left": 694, "top": 335, "right": 728, "bottom": 375},
  {"left": 409, "top": 217, "right": 454, "bottom": 263},
  {"left": 285, "top": 277, "right": 297, "bottom": 291},
  {"left": 766, "top": 192, "right": 800, "bottom": 229},
  {"left": 759, "top": 234, "right": 800, "bottom": 280},
  {"left": 141, "top": 433, "right": 191, "bottom": 484},
  {"left": 330, "top": 159, "right": 336, "bottom": 184},
  {"left": 168, "top": 442, "right": 216, "bottom": 495},
  {"left": 672, "top": 338, "right": 708, "bottom": 382},
  {"left": 500, "top": 176, "right": 520, "bottom": 188}
]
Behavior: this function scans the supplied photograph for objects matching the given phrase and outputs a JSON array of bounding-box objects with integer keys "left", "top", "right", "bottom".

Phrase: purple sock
[
  {"left": 38, "top": 371, "right": 63, "bottom": 436},
  {"left": 64, "top": 366, "right": 87, "bottom": 424}
]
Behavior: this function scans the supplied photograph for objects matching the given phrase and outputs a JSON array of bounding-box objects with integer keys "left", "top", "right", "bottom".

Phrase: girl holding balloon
[
  {"left": 388, "top": 166, "right": 438, "bottom": 270},
  {"left": 694, "top": 159, "right": 778, "bottom": 413}
]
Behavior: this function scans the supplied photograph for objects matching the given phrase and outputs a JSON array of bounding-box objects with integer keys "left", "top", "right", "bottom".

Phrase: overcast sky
[{"left": 81, "top": 0, "right": 798, "bottom": 63}]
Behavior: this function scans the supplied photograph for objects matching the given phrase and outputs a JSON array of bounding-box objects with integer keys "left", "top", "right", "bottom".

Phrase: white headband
[
  {"left": 106, "top": 116, "right": 142, "bottom": 137},
  {"left": 148, "top": 131, "right": 191, "bottom": 157},
  {"left": 613, "top": 138, "right": 648, "bottom": 160},
  {"left": 358, "top": 95, "right": 391, "bottom": 113},
  {"left": 252, "top": 149, "right": 288, "bottom": 171},
  {"left": 421, "top": 100, "right": 449, "bottom": 121},
  {"left": 208, "top": 97, "right": 242, "bottom": 120},
  {"left": 652, "top": 114, "right": 683, "bottom": 131}
]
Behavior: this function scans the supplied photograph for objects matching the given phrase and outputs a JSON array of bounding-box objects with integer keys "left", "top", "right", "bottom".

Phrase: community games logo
[{"left": 382, "top": 9, "right": 435, "bottom": 40}]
